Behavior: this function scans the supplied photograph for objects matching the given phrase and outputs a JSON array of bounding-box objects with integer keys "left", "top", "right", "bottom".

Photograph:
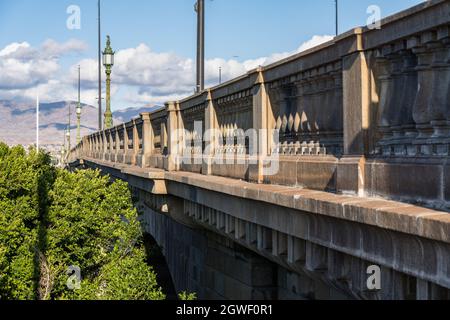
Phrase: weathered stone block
[
  {"left": 365, "top": 161, "right": 442, "bottom": 202},
  {"left": 337, "top": 157, "right": 361, "bottom": 195},
  {"left": 299, "top": 160, "right": 337, "bottom": 191},
  {"left": 264, "top": 158, "right": 297, "bottom": 186}
]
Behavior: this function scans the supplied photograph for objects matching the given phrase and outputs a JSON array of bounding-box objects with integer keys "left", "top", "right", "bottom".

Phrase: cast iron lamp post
[
  {"left": 76, "top": 65, "right": 82, "bottom": 144},
  {"left": 103, "top": 35, "right": 115, "bottom": 129},
  {"left": 66, "top": 128, "right": 71, "bottom": 156}
]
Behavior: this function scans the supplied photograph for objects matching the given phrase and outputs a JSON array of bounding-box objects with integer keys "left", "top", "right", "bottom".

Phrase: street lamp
[
  {"left": 194, "top": 0, "right": 205, "bottom": 92},
  {"left": 335, "top": 0, "right": 339, "bottom": 36},
  {"left": 60, "top": 145, "right": 66, "bottom": 166},
  {"left": 103, "top": 35, "right": 115, "bottom": 129},
  {"left": 76, "top": 105, "right": 81, "bottom": 143},
  {"left": 66, "top": 128, "right": 71, "bottom": 154},
  {"left": 76, "top": 65, "right": 82, "bottom": 144}
]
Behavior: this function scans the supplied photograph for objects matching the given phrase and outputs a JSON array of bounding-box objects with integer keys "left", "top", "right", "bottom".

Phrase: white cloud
[
  {"left": 42, "top": 38, "right": 88, "bottom": 57},
  {"left": 0, "top": 42, "right": 31, "bottom": 57},
  {"left": 0, "top": 35, "right": 333, "bottom": 108},
  {"left": 0, "top": 39, "right": 88, "bottom": 92},
  {"left": 95, "top": 34, "right": 333, "bottom": 107},
  {"left": 242, "top": 35, "right": 334, "bottom": 70}
]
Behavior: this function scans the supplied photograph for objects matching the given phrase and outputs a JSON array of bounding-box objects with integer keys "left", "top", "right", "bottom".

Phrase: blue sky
[{"left": 0, "top": 0, "right": 424, "bottom": 109}]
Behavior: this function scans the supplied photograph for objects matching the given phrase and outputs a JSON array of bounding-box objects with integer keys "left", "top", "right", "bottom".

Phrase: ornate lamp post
[
  {"left": 76, "top": 65, "right": 82, "bottom": 144},
  {"left": 66, "top": 128, "right": 71, "bottom": 156},
  {"left": 60, "top": 145, "right": 66, "bottom": 166},
  {"left": 103, "top": 35, "right": 115, "bottom": 129},
  {"left": 62, "top": 133, "right": 66, "bottom": 162}
]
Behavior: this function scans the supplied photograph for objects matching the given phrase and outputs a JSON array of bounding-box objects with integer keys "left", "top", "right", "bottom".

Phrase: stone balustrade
[{"left": 69, "top": 0, "right": 450, "bottom": 209}]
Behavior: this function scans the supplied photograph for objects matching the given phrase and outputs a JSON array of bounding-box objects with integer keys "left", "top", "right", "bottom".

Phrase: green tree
[
  {"left": 0, "top": 144, "right": 55, "bottom": 299},
  {"left": 46, "top": 169, "right": 165, "bottom": 300},
  {"left": 0, "top": 143, "right": 167, "bottom": 300}
]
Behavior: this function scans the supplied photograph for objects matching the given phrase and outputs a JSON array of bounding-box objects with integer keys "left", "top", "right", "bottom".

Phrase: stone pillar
[
  {"left": 94, "top": 133, "right": 100, "bottom": 159},
  {"left": 164, "top": 102, "right": 181, "bottom": 171},
  {"left": 108, "top": 129, "right": 114, "bottom": 162},
  {"left": 91, "top": 135, "right": 95, "bottom": 158},
  {"left": 86, "top": 138, "right": 88, "bottom": 157},
  {"left": 97, "top": 134, "right": 101, "bottom": 158},
  {"left": 82, "top": 137, "right": 85, "bottom": 158},
  {"left": 250, "top": 69, "right": 271, "bottom": 183},
  {"left": 141, "top": 113, "right": 154, "bottom": 168},
  {"left": 123, "top": 123, "right": 129, "bottom": 164},
  {"left": 88, "top": 136, "right": 93, "bottom": 158},
  {"left": 132, "top": 119, "right": 139, "bottom": 165},
  {"left": 202, "top": 89, "right": 218, "bottom": 175},
  {"left": 88, "top": 136, "right": 92, "bottom": 158},
  {"left": 337, "top": 30, "right": 371, "bottom": 195},
  {"left": 114, "top": 127, "right": 120, "bottom": 163},
  {"left": 102, "top": 130, "right": 108, "bottom": 161},
  {"left": 161, "top": 122, "right": 168, "bottom": 155}
]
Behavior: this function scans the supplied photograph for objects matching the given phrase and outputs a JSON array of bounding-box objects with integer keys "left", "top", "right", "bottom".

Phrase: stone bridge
[{"left": 69, "top": 0, "right": 450, "bottom": 300}]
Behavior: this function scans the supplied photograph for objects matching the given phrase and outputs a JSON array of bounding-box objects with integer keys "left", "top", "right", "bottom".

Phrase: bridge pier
[{"left": 137, "top": 196, "right": 280, "bottom": 299}]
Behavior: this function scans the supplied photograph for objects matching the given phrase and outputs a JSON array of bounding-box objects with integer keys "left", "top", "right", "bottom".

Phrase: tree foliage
[
  {"left": 0, "top": 143, "right": 166, "bottom": 300},
  {"left": 0, "top": 143, "right": 55, "bottom": 299}
]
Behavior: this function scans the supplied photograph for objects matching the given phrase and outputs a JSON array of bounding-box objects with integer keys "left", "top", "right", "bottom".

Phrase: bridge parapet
[{"left": 70, "top": 0, "right": 450, "bottom": 209}]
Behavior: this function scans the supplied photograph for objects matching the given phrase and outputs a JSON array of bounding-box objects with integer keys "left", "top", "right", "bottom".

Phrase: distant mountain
[
  {"left": 0, "top": 100, "right": 160, "bottom": 149},
  {"left": 113, "top": 106, "right": 160, "bottom": 123}
]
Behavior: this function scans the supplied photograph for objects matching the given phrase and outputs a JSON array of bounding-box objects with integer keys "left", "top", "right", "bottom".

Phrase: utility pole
[
  {"left": 98, "top": 0, "right": 102, "bottom": 131},
  {"left": 67, "top": 103, "right": 71, "bottom": 153},
  {"left": 335, "top": 0, "right": 339, "bottom": 36},
  {"left": 195, "top": 0, "right": 205, "bottom": 93},
  {"left": 62, "top": 132, "right": 66, "bottom": 164},
  {"left": 36, "top": 95, "right": 39, "bottom": 151}
]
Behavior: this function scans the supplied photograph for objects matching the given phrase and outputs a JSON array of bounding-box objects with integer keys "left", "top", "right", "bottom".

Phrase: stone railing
[{"left": 69, "top": 0, "right": 450, "bottom": 209}]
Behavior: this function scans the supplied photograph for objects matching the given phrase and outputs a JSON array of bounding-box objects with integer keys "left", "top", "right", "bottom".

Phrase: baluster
[
  {"left": 411, "top": 32, "right": 437, "bottom": 155},
  {"left": 429, "top": 27, "right": 450, "bottom": 149}
]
